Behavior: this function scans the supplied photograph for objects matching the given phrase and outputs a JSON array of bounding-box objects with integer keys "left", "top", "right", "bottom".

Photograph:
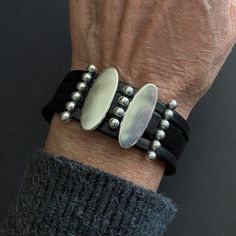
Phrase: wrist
[
  {"left": 71, "top": 61, "right": 193, "bottom": 119},
  {"left": 44, "top": 114, "right": 165, "bottom": 192}
]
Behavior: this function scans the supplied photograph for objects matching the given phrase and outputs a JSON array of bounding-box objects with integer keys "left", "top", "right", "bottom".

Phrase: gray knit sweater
[{"left": 0, "top": 150, "right": 176, "bottom": 236}]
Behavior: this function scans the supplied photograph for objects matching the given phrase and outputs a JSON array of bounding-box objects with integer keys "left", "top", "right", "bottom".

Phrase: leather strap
[
  {"left": 42, "top": 70, "right": 190, "bottom": 175},
  {"left": 43, "top": 71, "right": 190, "bottom": 138}
]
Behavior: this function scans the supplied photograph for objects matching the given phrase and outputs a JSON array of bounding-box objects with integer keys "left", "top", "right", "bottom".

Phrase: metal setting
[
  {"left": 118, "top": 96, "right": 129, "bottom": 107},
  {"left": 113, "top": 107, "right": 125, "bottom": 118},
  {"left": 60, "top": 111, "right": 71, "bottom": 122},
  {"left": 168, "top": 99, "right": 178, "bottom": 110},
  {"left": 155, "top": 129, "right": 166, "bottom": 140},
  {"left": 160, "top": 119, "right": 170, "bottom": 130},
  {"left": 82, "top": 72, "right": 92, "bottom": 82},
  {"left": 81, "top": 67, "right": 119, "bottom": 131},
  {"left": 87, "top": 64, "right": 97, "bottom": 73},
  {"left": 65, "top": 101, "right": 76, "bottom": 112},
  {"left": 123, "top": 85, "right": 134, "bottom": 96},
  {"left": 145, "top": 151, "right": 157, "bottom": 161},
  {"left": 150, "top": 140, "right": 161, "bottom": 150},
  {"left": 164, "top": 109, "right": 174, "bottom": 119},
  {"left": 71, "top": 91, "right": 82, "bottom": 101},
  {"left": 146, "top": 98, "right": 178, "bottom": 162},
  {"left": 76, "top": 82, "right": 87, "bottom": 92},
  {"left": 60, "top": 65, "right": 97, "bottom": 123},
  {"left": 109, "top": 118, "right": 120, "bottom": 129},
  {"left": 119, "top": 83, "right": 158, "bottom": 149}
]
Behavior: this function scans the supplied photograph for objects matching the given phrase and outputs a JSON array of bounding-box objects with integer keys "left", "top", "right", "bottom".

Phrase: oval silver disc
[
  {"left": 119, "top": 84, "right": 158, "bottom": 149},
  {"left": 81, "top": 67, "right": 119, "bottom": 131}
]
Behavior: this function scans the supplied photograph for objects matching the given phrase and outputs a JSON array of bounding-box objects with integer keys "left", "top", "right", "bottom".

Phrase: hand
[
  {"left": 44, "top": 0, "right": 236, "bottom": 191},
  {"left": 70, "top": 0, "right": 236, "bottom": 118}
]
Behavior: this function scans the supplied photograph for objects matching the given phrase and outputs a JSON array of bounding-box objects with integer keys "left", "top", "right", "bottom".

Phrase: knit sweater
[{"left": 0, "top": 150, "right": 176, "bottom": 236}]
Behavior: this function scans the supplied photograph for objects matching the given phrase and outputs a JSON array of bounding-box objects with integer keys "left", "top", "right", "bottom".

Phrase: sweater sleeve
[{"left": 0, "top": 150, "right": 176, "bottom": 236}]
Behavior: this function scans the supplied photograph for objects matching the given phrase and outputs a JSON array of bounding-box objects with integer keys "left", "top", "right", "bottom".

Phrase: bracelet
[{"left": 42, "top": 65, "right": 190, "bottom": 175}]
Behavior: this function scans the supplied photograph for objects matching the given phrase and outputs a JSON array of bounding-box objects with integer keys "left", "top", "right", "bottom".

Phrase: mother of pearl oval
[
  {"left": 81, "top": 67, "right": 119, "bottom": 131},
  {"left": 119, "top": 84, "right": 158, "bottom": 149}
]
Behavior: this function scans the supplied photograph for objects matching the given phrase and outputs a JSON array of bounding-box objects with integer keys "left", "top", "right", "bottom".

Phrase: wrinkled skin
[
  {"left": 70, "top": 0, "right": 236, "bottom": 118},
  {"left": 44, "top": 0, "right": 236, "bottom": 191}
]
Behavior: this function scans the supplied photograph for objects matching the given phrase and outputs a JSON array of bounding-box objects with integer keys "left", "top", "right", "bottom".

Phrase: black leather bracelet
[
  {"left": 42, "top": 66, "right": 190, "bottom": 175},
  {"left": 43, "top": 71, "right": 190, "bottom": 139}
]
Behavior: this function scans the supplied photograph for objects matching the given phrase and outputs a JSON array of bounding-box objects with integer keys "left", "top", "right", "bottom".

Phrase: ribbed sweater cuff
[{"left": 0, "top": 150, "right": 176, "bottom": 236}]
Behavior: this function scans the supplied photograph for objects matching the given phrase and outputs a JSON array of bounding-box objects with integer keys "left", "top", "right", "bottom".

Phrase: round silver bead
[
  {"left": 168, "top": 99, "right": 178, "bottom": 110},
  {"left": 60, "top": 111, "right": 71, "bottom": 122},
  {"left": 150, "top": 140, "right": 161, "bottom": 150},
  {"left": 109, "top": 118, "right": 120, "bottom": 129},
  {"left": 113, "top": 107, "right": 125, "bottom": 117},
  {"left": 118, "top": 96, "right": 129, "bottom": 107},
  {"left": 76, "top": 82, "right": 87, "bottom": 92},
  {"left": 71, "top": 91, "right": 82, "bottom": 101},
  {"left": 155, "top": 129, "right": 166, "bottom": 140},
  {"left": 160, "top": 119, "right": 170, "bottom": 130},
  {"left": 82, "top": 72, "right": 92, "bottom": 82},
  {"left": 164, "top": 109, "right": 174, "bottom": 119},
  {"left": 145, "top": 151, "right": 157, "bottom": 161},
  {"left": 123, "top": 86, "right": 134, "bottom": 96},
  {"left": 87, "top": 64, "right": 97, "bottom": 73},
  {"left": 65, "top": 101, "right": 76, "bottom": 112}
]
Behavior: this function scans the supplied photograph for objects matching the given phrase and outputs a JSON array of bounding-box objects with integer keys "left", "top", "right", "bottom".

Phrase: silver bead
[
  {"left": 145, "top": 151, "right": 157, "bottom": 161},
  {"left": 71, "top": 91, "right": 82, "bottom": 101},
  {"left": 118, "top": 96, "right": 129, "bottom": 107},
  {"left": 123, "top": 86, "right": 134, "bottom": 96},
  {"left": 109, "top": 118, "right": 120, "bottom": 129},
  {"left": 82, "top": 72, "right": 92, "bottom": 82},
  {"left": 60, "top": 111, "right": 71, "bottom": 122},
  {"left": 160, "top": 119, "right": 170, "bottom": 130},
  {"left": 168, "top": 99, "right": 178, "bottom": 110},
  {"left": 164, "top": 109, "right": 174, "bottom": 119},
  {"left": 150, "top": 140, "right": 161, "bottom": 150},
  {"left": 76, "top": 82, "right": 87, "bottom": 92},
  {"left": 155, "top": 129, "right": 166, "bottom": 140},
  {"left": 65, "top": 101, "right": 76, "bottom": 112},
  {"left": 87, "top": 64, "right": 97, "bottom": 73},
  {"left": 113, "top": 107, "right": 125, "bottom": 117}
]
